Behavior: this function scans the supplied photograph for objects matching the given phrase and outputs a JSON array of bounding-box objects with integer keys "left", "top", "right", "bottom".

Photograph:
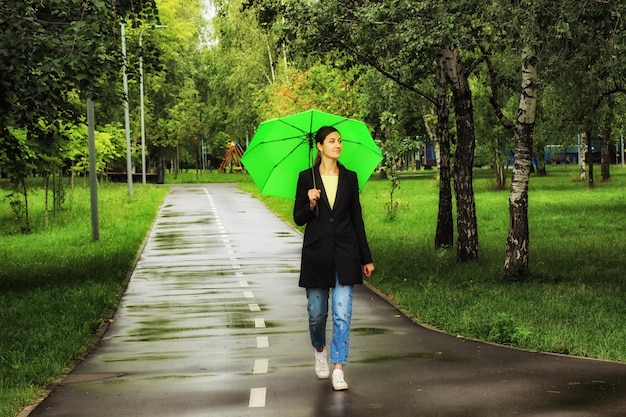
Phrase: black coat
[{"left": 293, "top": 163, "right": 373, "bottom": 288}]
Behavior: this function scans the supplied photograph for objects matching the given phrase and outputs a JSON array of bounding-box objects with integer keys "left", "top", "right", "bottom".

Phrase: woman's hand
[
  {"left": 363, "top": 263, "right": 375, "bottom": 278},
  {"left": 308, "top": 188, "right": 321, "bottom": 209}
]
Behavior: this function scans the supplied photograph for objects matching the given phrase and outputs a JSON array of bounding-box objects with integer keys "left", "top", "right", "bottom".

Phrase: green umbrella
[{"left": 241, "top": 109, "right": 382, "bottom": 200}]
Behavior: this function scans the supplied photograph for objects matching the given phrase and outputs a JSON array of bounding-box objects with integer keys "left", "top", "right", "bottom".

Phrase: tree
[
  {"left": 443, "top": 45, "right": 480, "bottom": 261},
  {"left": 376, "top": 112, "right": 420, "bottom": 221},
  {"left": 203, "top": 0, "right": 276, "bottom": 150},
  {"left": 481, "top": 0, "right": 544, "bottom": 278},
  {"left": 480, "top": 0, "right": 625, "bottom": 277},
  {"left": 0, "top": 0, "right": 160, "bottom": 230},
  {"left": 286, "top": 1, "right": 484, "bottom": 256},
  {"left": 503, "top": 45, "right": 538, "bottom": 277}
]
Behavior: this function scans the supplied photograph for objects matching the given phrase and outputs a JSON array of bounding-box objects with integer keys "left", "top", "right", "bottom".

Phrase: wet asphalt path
[{"left": 27, "top": 183, "right": 626, "bottom": 417}]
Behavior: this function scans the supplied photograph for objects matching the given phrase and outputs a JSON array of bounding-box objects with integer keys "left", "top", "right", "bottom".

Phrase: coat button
[{"left": 329, "top": 218, "right": 334, "bottom": 223}]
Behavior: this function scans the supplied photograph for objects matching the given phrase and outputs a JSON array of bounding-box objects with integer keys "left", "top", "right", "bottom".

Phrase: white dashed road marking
[
  {"left": 252, "top": 359, "right": 269, "bottom": 374},
  {"left": 257, "top": 336, "right": 269, "bottom": 348},
  {"left": 205, "top": 187, "right": 269, "bottom": 409},
  {"left": 249, "top": 387, "right": 267, "bottom": 408}
]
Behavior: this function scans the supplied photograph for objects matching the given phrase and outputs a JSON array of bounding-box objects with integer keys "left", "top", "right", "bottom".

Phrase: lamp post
[
  {"left": 139, "top": 24, "right": 166, "bottom": 184},
  {"left": 120, "top": 23, "right": 133, "bottom": 196}
]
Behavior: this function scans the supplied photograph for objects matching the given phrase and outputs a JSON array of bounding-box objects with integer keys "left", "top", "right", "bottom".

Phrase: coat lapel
[{"left": 334, "top": 165, "right": 348, "bottom": 209}]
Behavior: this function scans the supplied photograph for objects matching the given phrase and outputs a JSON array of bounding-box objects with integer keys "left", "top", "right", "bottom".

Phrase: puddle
[
  {"left": 105, "top": 354, "right": 187, "bottom": 362},
  {"left": 352, "top": 327, "right": 395, "bottom": 335},
  {"left": 353, "top": 351, "right": 444, "bottom": 364},
  {"left": 274, "top": 231, "right": 294, "bottom": 237}
]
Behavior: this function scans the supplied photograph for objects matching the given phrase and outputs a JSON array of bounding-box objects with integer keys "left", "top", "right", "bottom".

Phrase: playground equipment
[{"left": 219, "top": 141, "right": 245, "bottom": 173}]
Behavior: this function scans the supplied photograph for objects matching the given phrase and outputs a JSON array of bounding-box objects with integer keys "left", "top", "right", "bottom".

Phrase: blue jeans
[{"left": 306, "top": 275, "right": 354, "bottom": 365}]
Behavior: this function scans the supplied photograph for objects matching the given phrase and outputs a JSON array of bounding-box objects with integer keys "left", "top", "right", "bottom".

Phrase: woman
[{"left": 293, "top": 125, "right": 375, "bottom": 391}]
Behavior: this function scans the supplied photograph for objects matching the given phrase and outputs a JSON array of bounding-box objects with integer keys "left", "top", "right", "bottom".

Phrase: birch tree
[
  {"left": 503, "top": 45, "right": 538, "bottom": 276},
  {"left": 443, "top": 45, "right": 479, "bottom": 261},
  {"left": 483, "top": 0, "right": 541, "bottom": 277}
]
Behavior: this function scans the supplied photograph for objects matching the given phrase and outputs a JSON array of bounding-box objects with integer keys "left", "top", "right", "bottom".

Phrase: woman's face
[{"left": 318, "top": 131, "right": 342, "bottom": 160}]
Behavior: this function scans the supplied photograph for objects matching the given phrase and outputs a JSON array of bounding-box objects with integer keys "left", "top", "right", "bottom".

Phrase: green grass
[
  {"left": 242, "top": 165, "right": 626, "bottom": 362},
  {"left": 3, "top": 165, "right": 626, "bottom": 416}
]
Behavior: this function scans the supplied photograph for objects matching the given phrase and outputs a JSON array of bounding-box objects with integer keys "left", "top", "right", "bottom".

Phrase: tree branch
[
  {"left": 483, "top": 52, "right": 514, "bottom": 131},
  {"left": 334, "top": 38, "right": 437, "bottom": 106}
]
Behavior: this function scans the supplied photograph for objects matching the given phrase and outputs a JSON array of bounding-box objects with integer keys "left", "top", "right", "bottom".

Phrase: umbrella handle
[
  {"left": 308, "top": 134, "right": 316, "bottom": 190},
  {"left": 308, "top": 139, "right": 319, "bottom": 217}
]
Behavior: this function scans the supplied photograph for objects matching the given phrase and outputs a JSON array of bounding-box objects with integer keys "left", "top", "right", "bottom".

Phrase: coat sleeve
[
  {"left": 293, "top": 170, "right": 317, "bottom": 226},
  {"left": 349, "top": 173, "right": 373, "bottom": 265}
]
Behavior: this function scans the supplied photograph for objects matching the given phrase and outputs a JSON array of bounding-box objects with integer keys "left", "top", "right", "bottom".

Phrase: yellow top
[{"left": 321, "top": 175, "right": 338, "bottom": 209}]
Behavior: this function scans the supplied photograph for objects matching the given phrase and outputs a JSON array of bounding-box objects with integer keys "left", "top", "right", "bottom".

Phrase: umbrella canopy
[{"left": 241, "top": 109, "right": 382, "bottom": 200}]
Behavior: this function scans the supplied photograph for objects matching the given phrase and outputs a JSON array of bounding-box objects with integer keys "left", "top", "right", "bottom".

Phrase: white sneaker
[
  {"left": 315, "top": 349, "right": 330, "bottom": 379},
  {"left": 332, "top": 369, "right": 349, "bottom": 391}
]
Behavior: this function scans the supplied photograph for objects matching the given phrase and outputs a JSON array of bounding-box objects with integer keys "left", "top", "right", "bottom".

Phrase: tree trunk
[
  {"left": 586, "top": 129, "right": 595, "bottom": 187},
  {"left": 195, "top": 147, "right": 200, "bottom": 180},
  {"left": 601, "top": 125, "right": 611, "bottom": 181},
  {"left": 493, "top": 142, "right": 507, "bottom": 189},
  {"left": 21, "top": 178, "right": 31, "bottom": 233},
  {"left": 444, "top": 46, "right": 479, "bottom": 262},
  {"left": 535, "top": 142, "right": 546, "bottom": 176},
  {"left": 504, "top": 45, "right": 538, "bottom": 278},
  {"left": 266, "top": 39, "right": 275, "bottom": 84},
  {"left": 174, "top": 144, "right": 180, "bottom": 179},
  {"left": 44, "top": 173, "right": 49, "bottom": 228},
  {"left": 495, "top": 164, "right": 506, "bottom": 188},
  {"left": 578, "top": 133, "right": 587, "bottom": 181},
  {"left": 435, "top": 51, "right": 454, "bottom": 249}
]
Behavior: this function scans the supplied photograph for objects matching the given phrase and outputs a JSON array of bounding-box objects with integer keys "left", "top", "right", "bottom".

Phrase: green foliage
[
  {"left": 1, "top": 122, "right": 128, "bottom": 232},
  {"left": 470, "top": 312, "right": 534, "bottom": 345},
  {"left": 376, "top": 112, "right": 420, "bottom": 220},
  {"left": 256, "top": 64, "right": 367, "bottom": 120},
  {"left": 2, "top": 190, "right": 29, "bottom": 234}
]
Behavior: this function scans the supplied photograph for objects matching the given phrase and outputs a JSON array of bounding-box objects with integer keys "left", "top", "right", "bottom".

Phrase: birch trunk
[
  {"left": 266, "top": 40, "right": 275, "bottom": 84},
  {"left": 435, "top": 51, "right": 454, "bottom": 249},
  {"left": 578, "top": 133, "right": 587, "bottom": 181},
  {"left": 444, "top": 46, "right": 479, "bottom": 262},
  {"left": 504, "top": 45, "right": 538, "bottom": 277}
]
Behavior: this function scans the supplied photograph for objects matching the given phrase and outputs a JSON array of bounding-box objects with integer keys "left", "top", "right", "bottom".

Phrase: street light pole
[
  {"left": 139, "top": 24, "right": 166, "bottom": 185},
  {"left": 120, "top": 23, "right": 133, "bottom": 196}
]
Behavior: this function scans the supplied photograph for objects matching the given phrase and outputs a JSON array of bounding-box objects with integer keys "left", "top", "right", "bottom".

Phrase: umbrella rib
[
  {"left": 257, "top": 142, "right": 307, "bottom": 191},
  {"left": 251, "top": 134, "right": 307, "bottom": 145},
  {"left": 274, "top": 119, "right": 309, "bottom": 136}
]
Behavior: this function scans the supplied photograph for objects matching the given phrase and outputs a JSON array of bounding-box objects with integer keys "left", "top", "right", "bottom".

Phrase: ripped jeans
[{"left": 306, "top": 274, "right": 354, "bottom": 365}]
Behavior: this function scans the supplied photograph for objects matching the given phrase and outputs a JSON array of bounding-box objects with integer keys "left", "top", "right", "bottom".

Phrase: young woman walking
[{"left": 293, "top": 125, "right": 375, "bottom": 391}]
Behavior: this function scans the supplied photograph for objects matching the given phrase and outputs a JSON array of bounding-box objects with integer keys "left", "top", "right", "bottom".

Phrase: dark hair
[
  {"left": 315, "top": 126, "right": 339, "bottom": 144},
  {"left": 313, "top": 126, "right": 340, "bottom": 166}
]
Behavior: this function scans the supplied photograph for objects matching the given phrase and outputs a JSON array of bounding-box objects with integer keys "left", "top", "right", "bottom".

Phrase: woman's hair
[
  {"left": 315, "top": 126, "right": 339, "bottom": 144},
  {"left": 313, "top": 126, "right": 340, "bottom": 165}
]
